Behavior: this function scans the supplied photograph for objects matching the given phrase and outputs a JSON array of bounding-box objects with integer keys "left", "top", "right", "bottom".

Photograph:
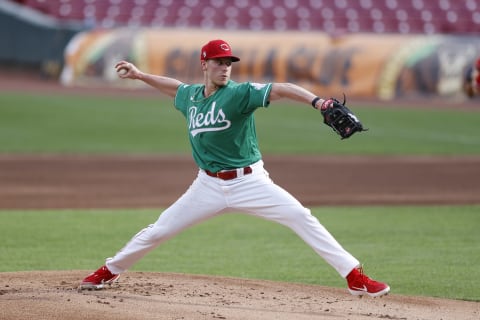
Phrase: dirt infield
[{"left": 1, "top": 154, "right": 480, "bottom": 209}]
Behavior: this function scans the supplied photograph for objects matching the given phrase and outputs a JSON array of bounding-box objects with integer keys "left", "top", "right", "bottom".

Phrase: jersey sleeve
[
  {"left": 173, "top": 83, "right": 190, "bottom": 115},
  {"left": 236, "top": 82, "right": 273, "bottom": 114}
]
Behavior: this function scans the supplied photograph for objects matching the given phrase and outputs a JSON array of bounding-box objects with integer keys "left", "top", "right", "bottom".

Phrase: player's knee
[{"left": 283, "top": 206, "right": 313, "bottom": 223}]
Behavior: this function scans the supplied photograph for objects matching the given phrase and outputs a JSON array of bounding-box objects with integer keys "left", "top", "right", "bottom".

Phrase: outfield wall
[{"left": 60, "top": 28, "right": 480, "bottom": 100}]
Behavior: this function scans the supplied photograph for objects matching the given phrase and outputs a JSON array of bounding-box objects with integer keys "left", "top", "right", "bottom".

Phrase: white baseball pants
[{"left": 106, "top": 160, "right": 360, "bottom": 278}]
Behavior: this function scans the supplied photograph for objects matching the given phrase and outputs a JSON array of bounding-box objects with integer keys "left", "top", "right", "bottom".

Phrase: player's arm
[
  {"left": 269, "top": 82, "right": 325, "bottom": 109},
  {"left": 270, "top": 83, "right": 366, "bottom": 139},
  {"left": 115, "top": 61, "right": 182, "bottom": 98}
]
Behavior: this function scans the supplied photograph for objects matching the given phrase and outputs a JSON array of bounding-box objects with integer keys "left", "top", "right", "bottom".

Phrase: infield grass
[
  {"left": 1, "top": 92, "right": 479, "bottom": 155},
  {"left": 1, "top": 206, "right": 479, "bottom": 301}
]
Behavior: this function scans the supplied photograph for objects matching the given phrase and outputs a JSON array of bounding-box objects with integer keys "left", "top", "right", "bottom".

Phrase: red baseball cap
[{"left": 200, "top": 39, "right": 240, "bottom": 62}]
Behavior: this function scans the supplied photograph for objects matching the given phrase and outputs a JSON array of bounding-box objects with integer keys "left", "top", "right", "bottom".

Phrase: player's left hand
[{"left": 319, "top": 95, "right": 367, "bottom": 139}]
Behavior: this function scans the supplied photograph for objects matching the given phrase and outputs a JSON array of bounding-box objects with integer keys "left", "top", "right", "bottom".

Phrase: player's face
[{"left": 205, "top": 58, "right": 232, "bottom": 87}]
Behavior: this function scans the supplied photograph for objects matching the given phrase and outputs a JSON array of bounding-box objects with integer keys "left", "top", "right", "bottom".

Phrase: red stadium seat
[{"left": 14, "top": 0, "right": 479, "bottom": 34}]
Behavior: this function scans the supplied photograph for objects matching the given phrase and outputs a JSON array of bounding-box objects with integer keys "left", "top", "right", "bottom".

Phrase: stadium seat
[{"left": 12, "top": 0, "right": 480, "bottom": 35}]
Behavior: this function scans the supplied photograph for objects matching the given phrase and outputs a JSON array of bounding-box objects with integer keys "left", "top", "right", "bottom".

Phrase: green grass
[
  {"left": 0, "top": 93, "right": 189, "bottom": 153},
  {"left": 1, "top": 92, "right": 479, "bottom": 155},
  {"left": 1, "top": 206, "right": 479, "bottom": 301}
]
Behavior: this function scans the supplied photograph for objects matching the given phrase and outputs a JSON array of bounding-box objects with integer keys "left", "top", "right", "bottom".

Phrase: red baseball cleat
[
  {"left": 80, "top": 265, "right": 120, "bottom": 290},
  {"left": 346, "top": 267, "right": 390, "bottom": 297}
]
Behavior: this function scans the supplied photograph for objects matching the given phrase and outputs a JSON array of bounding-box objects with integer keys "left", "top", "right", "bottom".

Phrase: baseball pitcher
[{"left": 80, "top": 39, "right": 389, "bottom": 298}]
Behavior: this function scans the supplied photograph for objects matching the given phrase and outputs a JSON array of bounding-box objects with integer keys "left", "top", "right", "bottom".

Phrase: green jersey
[{"left": 174, "top": 80, "right": 272, "bottom": 172}]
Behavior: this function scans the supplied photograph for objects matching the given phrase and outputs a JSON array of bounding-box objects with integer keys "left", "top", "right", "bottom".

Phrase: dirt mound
[{"left": 1, "top": 271, "right": 478, "bottom": 320}]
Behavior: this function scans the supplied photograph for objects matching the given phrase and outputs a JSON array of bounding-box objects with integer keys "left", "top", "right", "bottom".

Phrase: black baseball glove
[{"left": 320, "top": 95, "right": 367, "bottom": 139}]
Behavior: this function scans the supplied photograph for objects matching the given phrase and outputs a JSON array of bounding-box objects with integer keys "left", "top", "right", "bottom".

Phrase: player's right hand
[{"left": 115, "top": 61, "right": 140, "bottom": 79}]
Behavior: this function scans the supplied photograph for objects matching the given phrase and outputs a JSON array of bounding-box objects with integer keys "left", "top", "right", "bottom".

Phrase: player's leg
[
  {"left": 105, "top": 174, "right": 227, "bottom": 274},
  {"left": 81, "top": 172, "right": 228, "bottom": 289},
  {"left": 228, "top": 172, "right": 359, "bottom": 277},
  {"left": 226, "top": 168, "right": 390, "bottom": 297}
]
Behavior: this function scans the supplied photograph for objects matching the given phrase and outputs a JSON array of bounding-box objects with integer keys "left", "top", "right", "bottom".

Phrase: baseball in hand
[{"left": 117, "top": 67, "right": 128, "bottom": 76}]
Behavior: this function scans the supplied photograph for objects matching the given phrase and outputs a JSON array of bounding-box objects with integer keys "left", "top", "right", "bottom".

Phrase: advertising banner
[{"left": 61, "top": 28, "right": 480, "bottom": 100}]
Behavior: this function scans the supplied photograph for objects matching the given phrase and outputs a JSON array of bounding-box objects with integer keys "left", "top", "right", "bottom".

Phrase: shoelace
[
  {"left": 91, "top": 267, "right": 110, "bottom": 279},
  {"left": 356, "top": 267, "right": 373, "bottom": 285}
]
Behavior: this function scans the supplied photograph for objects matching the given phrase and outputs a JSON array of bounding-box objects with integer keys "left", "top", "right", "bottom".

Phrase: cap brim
[{"left": 205, "top": 54, "right": 240, "bottom": 62}]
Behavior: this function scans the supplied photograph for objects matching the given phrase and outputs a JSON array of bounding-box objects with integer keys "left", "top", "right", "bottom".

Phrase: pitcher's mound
[{"left": 0, "top": 271, "right": 478, "bottom": 320}]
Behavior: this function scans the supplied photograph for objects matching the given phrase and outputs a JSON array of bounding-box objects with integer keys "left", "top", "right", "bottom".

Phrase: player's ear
[{"left": 201, "top": 60, "right": 207, "bottom": 71}]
